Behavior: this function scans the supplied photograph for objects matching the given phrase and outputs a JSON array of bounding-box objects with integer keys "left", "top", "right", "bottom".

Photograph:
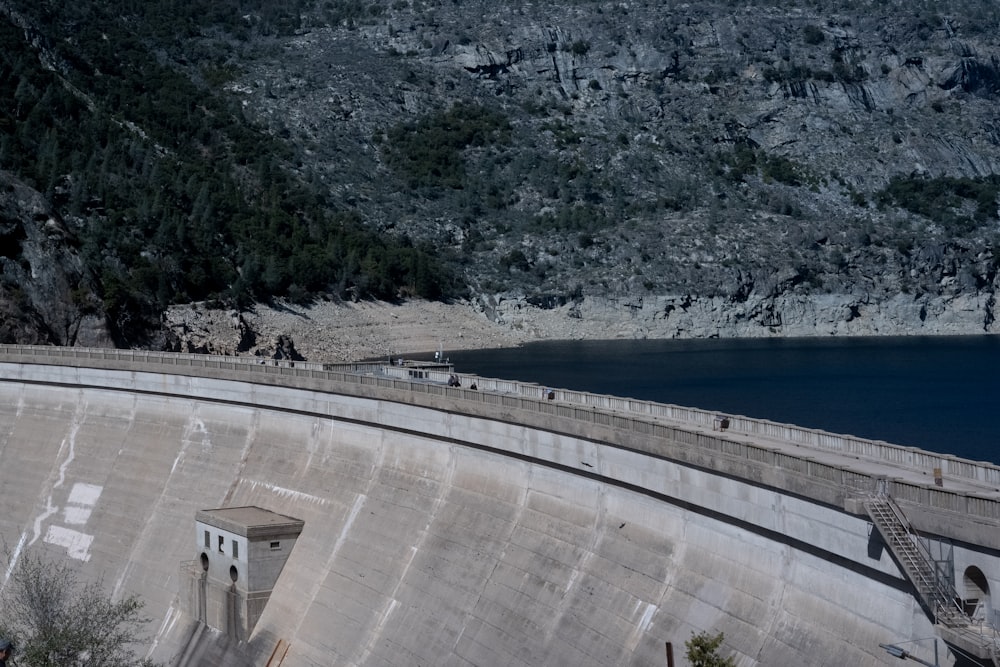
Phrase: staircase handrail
[
  {"left": 967, "top": 621, "right": 1000, "bottom": 657},
  {"left": 868, "top": 491, "right": 967, "bottom": 625}
]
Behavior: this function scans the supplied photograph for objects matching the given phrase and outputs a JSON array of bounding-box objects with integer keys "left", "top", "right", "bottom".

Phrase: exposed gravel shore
[{"left": 165, "top": 298, "right": 561, "bottom": 362}]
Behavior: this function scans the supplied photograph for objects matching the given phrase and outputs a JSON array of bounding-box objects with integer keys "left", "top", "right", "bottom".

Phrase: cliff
[{"left": 3, "top": 0, "right": 1000, "bottom": 348}]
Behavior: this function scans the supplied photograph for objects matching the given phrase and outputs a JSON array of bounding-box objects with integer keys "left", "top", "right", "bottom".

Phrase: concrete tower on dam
[{"left": 0, "top": 346, "right": 999, "bottom": 666}]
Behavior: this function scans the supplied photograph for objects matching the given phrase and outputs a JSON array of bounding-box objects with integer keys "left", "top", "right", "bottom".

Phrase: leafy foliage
[
  {"left": 717, "top": 144, "right": 806, "bottom": 187},
  {"left": 761, "top": 154, "right": 805, "bottom": 186},
  {"left": 877, "top": 175, "right": 1000, "bottom": 230},
  {"left": 762, "top": 63, "right": 815, "bottom": 84},
  {"left": 0, "top": 552, "right": 160, "bottom": 667},
  {"left": 762, "top": 53, "right": 866, "bottom": 85},
  {"left": 383, "top": 103, "right": 511, "bottom": 190},
  {"left": 803, "top": 24, "right": 825, "bottom": 45},
  {"left": 685, "top": 631, "right": 736, "bottom": 667}
]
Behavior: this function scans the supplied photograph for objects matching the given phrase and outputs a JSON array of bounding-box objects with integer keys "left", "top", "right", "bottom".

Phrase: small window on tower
[
  {"left": 204, "top": 530, "right": 210, "bottom": 549},
  {"left": 218, "top": 535, "right": 224, "bottom": 553},
  {"left": 232, "top": 539, "right": 239, "bottom": 559},
  {"left": 270, "top": 541, "right": 281, "bottom": 551}
]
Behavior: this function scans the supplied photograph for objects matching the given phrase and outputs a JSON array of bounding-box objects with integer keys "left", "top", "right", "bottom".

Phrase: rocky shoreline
[
  {"left": 164, "top": 291, "right": 999, "bottom": 364},
  {"left": 164, "top": 299, "right": 533, "bottom": 363}
]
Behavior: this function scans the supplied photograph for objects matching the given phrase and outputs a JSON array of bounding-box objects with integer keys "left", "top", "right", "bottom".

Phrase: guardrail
[
  {"left": 397, "top": 363, "right": 1000, "bottom": 490},
  {"left": 1, "top": 344, "right": 999, "bottom": 528}
]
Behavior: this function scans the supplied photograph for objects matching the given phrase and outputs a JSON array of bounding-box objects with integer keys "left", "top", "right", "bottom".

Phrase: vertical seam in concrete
[
  {"left": 619, "top": 513, "right": 673, "bottom": 661},
  {"left": 168, "top": 402, "right": 203, "bottom": 477},
  {"left": 283, "top": 414, "right": 384, "bottom": 653},
  {"left": 0, "top": 387, "right": 30, "bottom": 590},
  {"left": 647, "top": 537, "right": 681, "bottom": 661},
  {"left": 356, "top": 437, "right": 457, "bottom": 664},
  {"left": 0, "top": 383, "right": 23, "bottom": 457},
  {"left": 449, "top": 457, "right": 532, "bottom": 660},
  {"left": 541, "top": 476, "right": 605, "bottom": 650},
  {"left": 752, "top": 542, "right": 794, "bottom": 664},
  {"left": 302, "top": 416, "right": 322, "bottom": 474},
  {"left": 110, "top": 394, "right": 140, "bottom": 598},
  {"left": 282, "top": 491, "right": 366, "bottom": 660},
  {"left": 114, "top": 395, "right": 188, "bottom": 599},
  {"left": 222, "top": 408, "right": 261, "bottom": 506}
]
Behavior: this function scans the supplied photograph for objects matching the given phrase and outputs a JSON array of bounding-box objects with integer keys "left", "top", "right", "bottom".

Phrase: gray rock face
[
  {"left": 7, "top": 1, "right": 1000, "bottom": 346},
  {"left": 481, "top": 288, "right": 999, "bottom": 341},
  {"left": 0, "top": 171, "right": 110, "bottom": 347},
  {"left": 229, "top": 1, "right": 1000, "bottom": 339}
]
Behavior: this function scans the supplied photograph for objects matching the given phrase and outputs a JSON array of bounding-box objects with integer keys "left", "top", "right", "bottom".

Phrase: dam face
[{"left": 0, "top": 350, "right": 996, "bottom": 666}]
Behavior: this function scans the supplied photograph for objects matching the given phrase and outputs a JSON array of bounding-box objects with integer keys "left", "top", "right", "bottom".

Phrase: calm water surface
[{"left": 432, "top": 336, "right": 1000, "bottom": 465}]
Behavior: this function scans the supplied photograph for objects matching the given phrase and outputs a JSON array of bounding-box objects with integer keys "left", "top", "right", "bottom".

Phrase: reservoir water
[{"left": 439, "top": 335, "right": 1000, "bottom": 465}]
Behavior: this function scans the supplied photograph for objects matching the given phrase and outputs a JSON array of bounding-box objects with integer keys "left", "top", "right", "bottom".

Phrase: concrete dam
[{"left": 0, "top": 346, "right": 998, "bottom": 666}]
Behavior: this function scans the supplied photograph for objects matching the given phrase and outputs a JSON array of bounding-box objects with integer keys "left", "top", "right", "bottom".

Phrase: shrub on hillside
[
  {"left": 383, "top": 103, "right": 511, "bottom": 189},
  {"left": 877, "top": 175, "right": 1000, "bottom": 229}
]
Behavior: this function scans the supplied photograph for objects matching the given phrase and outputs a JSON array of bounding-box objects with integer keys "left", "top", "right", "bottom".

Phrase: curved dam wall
[{"left": 0, "top": 350, "right": 982, "bottom": 666}]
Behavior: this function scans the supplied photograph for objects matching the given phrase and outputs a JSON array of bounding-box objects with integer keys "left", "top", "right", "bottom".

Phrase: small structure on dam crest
[{"left": 185, "top": 506, "right": 304, "bottom": 642}]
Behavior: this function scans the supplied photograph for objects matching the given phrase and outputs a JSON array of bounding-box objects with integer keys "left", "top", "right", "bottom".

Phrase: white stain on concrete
[
  {"left": 332, "top": 495, "right": 365, "bottom": 556},
  {"left": 32, "top": 403, "right": 100, "bottom": 561},
  {"left": 44, "top": 525, "right": 95, "bottom": 561},
  {"left": 52, "top": 411, "right": 81, "bottom": 490},
  {"left": 169, "top": 450, "right": 185, "bottom": 475},
  {"left": 63, "top": 482, "right": 103, "bottom": 525},
  {"left": 246, "top": 480, "right": 330, "bottom": 506},
  {"left": 170, "top": 409, "right": 206, "bottom": 474},
  {"left": 302, "top": 418, "right": 321, "bottom": 473},
  {"left": 30, "top": 497, "right": 59, "bottom": 550},
  {"left": 184, "top": 415, "right": 212, "bottom": 452},
  {"left": 149, "top": 603, "right": 182, "bottom": 657},
  {"left": 26, "top": 414, "right": 82, "bottom": 553},
  {"left": 637, "top": 601, "right": 657, "bottom": 633},
  {"left": 2, "top": 533, "right": 27, "bottom": 589}
]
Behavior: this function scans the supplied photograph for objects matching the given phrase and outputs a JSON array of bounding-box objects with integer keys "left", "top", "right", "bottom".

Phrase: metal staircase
[
  {"left": 865, "top": 489, "right": 1000, "bottom": 664},
  {"left": 864, "top": 493, "right": 966, "bottom": 627}
]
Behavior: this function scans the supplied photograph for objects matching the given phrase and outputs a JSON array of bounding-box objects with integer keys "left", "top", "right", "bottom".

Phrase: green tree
[
  {"left": 383, "top": 103, "right": 511, "bottom": 189},
  {"left": 803, "top": 24, "right": 825, "bottom": 45},
  {"left": 0, "top": 552, "right": 161, "bottom": 667},
  {"left": 685, "top": 631, "right": 736, "bottom": 667}
]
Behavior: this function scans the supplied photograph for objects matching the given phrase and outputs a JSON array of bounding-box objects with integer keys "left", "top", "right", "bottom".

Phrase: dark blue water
[{"left": 434, "top": 336, "right": 1000, "bottom": 465}]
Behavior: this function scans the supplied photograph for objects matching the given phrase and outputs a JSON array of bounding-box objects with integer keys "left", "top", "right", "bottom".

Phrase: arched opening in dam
[
  {"left": 963, "top": 566, "right": 992, "bottom": 622},
  {"left": 0, "top": 349, "right": 998, "bottom": 666}
]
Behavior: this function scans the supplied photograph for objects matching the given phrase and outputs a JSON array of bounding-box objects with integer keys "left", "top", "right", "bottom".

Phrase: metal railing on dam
[{"left": 1, "top": 344, "right": 998, "bottom": 541}]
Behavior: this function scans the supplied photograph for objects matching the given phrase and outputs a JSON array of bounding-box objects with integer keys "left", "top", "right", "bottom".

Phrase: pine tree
[{"left": 684, "top": 631, "right": 736, "bottom": 667}]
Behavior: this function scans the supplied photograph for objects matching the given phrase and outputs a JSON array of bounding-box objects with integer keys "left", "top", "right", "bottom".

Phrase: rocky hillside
[
  {"left": 3, "top": 0, "right": 1000, "bottom": 351},
  {"left": 0, "top": 171, "right": 109, "bottom": 346}
]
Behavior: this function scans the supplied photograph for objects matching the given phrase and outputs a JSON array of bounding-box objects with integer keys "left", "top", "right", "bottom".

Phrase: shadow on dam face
[{"left": 0, "top": 367, "right": 943, "bottom": 666}]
